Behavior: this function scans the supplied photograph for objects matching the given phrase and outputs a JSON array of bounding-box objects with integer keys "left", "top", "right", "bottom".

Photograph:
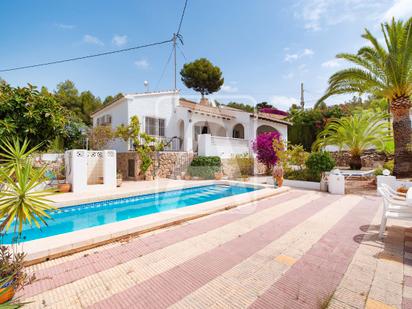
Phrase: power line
[
  {"left": 176, "top": 0, "right": 188, "bottom": 35},
  {"left": 0, "top": 39, "right": 173, "bottom": 73},
  {"left": 155, "top": 46, "right": 175, "bottom": 90},
  {"left": 177, "top": 44, "right": 187, "bottom": 61}
]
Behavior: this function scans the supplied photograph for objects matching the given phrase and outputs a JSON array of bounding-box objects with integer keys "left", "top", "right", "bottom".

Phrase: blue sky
[{"left": 1, "top": 0, "right": 411, "bottom": 110}]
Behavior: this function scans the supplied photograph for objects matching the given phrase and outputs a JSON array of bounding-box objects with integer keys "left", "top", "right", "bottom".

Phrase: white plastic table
[{"left": 407, "top": 188, "right": 412, "bottom": 206}]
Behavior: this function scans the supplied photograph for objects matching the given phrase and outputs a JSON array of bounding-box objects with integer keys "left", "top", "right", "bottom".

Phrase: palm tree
[
  {"left": 316, "top": 18, "right": 412, "bottom": 177},
  {"left": 312, "top": 112, "right": 391, "bottom": 170}
]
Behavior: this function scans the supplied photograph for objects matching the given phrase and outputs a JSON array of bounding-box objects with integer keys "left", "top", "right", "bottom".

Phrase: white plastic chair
[
  {"left": 378, "top": 186, "right": 412, "bottom": 239},
  {"left": 381, "top": 183, "right": 407, "bottom": 200}
]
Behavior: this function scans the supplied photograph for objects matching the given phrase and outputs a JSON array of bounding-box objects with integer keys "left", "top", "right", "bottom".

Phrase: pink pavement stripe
[
  {"left": 90, "top": 194, "right": 340, "bottom": 309},
  {"left": 249, "top": 196, "right": 379, "bottom": 309},
  {"left": 20, "top": 190, "right": 306, "bottom": 298},
  {"left": 403, "top": 298, "right": 412, "bottom": 309}
]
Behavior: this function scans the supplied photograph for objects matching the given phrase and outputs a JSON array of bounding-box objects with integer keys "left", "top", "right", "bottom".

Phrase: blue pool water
[{"left": 1, "top": 184, "right": 259, "bottom": 244}]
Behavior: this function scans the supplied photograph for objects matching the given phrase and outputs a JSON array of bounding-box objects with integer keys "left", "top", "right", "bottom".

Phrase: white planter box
[
  {"left": 283, "top": 179, "right": 321, "bottom": 190},
  {"left": 377, "top": 175, "right": 396, "bottom": 189}
]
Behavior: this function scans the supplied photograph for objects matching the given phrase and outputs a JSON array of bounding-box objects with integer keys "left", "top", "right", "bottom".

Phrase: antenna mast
[
  {"left": 173, "top": 33, "right": 177, "bottom": 91},
  {"left": 300, "top": 82, "right": 305, "bottom": 109}
]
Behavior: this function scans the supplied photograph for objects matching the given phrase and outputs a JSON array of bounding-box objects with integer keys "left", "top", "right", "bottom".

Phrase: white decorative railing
[{"left": 198, "top": 134, "right": 250, "bottom": 158}]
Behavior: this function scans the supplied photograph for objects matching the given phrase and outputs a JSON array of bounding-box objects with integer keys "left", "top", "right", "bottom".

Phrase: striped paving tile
[
  {"left": 248, "top": 196, "right": 380, "bottom": 309},
  {"left": 20, "top": 190, "right": 305, "bottom": 298},
  {"left": 327, "top": 205, "right": 382, "bottom": 309},
  {"left": 22, "top": 191, "right": 319, "bottom": 307},
  {"left": 89, "top": 193, "right": 340, "bottom": 308},
  {"left": 170, "top": 195, "right": 363, "bottom": 308}
]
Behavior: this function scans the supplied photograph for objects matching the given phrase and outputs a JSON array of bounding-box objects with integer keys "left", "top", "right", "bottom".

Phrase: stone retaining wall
[
  {"left": 117, "top": 151, "right": 194, "bottom": 180},
  {"left": 329, "top": 150, "right": 393, "bottom": 168}
]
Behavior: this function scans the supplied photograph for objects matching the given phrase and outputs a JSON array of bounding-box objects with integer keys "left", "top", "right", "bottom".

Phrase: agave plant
[
  {"left": 0, "top": 139, "right": 55, "bottom": 234},
  {"left": 316, "top": 18, "right": 412, "bottom": 177},
  {"left": 0, "top": 139, "right": 41, "bottom": 178},
  {"left": 312, "top": 112, "right": 391, "bottom": 169}
]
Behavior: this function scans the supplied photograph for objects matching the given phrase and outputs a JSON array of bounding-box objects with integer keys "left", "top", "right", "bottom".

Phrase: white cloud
[
  {"left": 322, "top": 59, "right": 341, "bottom": 68},
  {"left": 83, "top": 34, "right": 104, "bottom": 46},
  {"left": 284, "top": 54, "right": 299, "bottom": 62},
  {"left": 57, "top": 23, "right": 75, "bottom": 30},
  {"left": 284, "top": 48, "right": 314, "bottom": 62},
  {"left": 112, "top": 35, "right": 128, "bottom": 47},
  {"left": 134, "top": 59, "right": 149, "bottom": 69},
  {"left": 283, "top": 72, "right": 295, "bottom": 79},
  {"left": 220, "top": 81, "right": 239, "bottom": 93},
  {"left": 295, "top": 0, "right": 388, "bottom": 31},
  {"left": 221, "top": 85, "right": 238, "bottom": 93},
  {"left": 302, "top": 48, "right": 314, "bottom": 56},
  {"left": 270, "top": 96, "right": 299, "bottom": 110},
  {"left": 383, "top": 0, "right": 412, "bottom": 21}
]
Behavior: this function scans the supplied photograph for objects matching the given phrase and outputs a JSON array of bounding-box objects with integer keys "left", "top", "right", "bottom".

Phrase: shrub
[
  {"left": 284, "top": 168, "right": 320, "bottom": 182},
  {"left": 89, "top": 125, "right": 114, "bottom": 150},
  {"left": 0, "top": 246, "right": 35, "bottom": 292},
  {"left": 305, "top": 152, "right": 335, "bottom": 179},
  {"left": 252, "top": 131, "right": 282, "bottom": 172},
  {"left": 188, "top": 156, "right": 221, "bottom": 179},
  {"left": 228, "top": 153, "right": 254, "bottom": 177},
  {"left": 374, "top": 167, "right": 384, "bottom": 176},
  {"left": 383, "top": 160, "right": 394, "bottom": 173}
]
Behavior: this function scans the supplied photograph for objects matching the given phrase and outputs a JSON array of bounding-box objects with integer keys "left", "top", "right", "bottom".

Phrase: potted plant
[
  {"left": 273, "top": 165, "right": 284, "bottom": 187},
  {"left": 214, "top": 168, "right": 223, "bottom": 180},
  {"left": 56, "top": 166, "right": 71, "bottom": 192},
  {"left": 116, "top": 172, "right": 123, "bottom": 187},
  {"left": 0, "top": 246, "right": 35, "bottom": 304},
  {"left": 0, "top": 139, "right": 56, "bottom": 304}
]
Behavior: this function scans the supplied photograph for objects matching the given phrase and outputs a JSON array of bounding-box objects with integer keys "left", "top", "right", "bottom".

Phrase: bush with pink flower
[
  {"left": 259, "top": 107, "right": 288, "bottom": 117},
  {"left": 252, "top": 131, "right": 282, "bottom": 173}
]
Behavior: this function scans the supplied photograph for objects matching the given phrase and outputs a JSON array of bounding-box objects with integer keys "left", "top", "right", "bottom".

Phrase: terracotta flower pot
[
  {"left": 276, "top": 177, "right": 283, "bottom": 187},
  {"left": 0, "top": 284, "right": 15, "bottom": 304},
  {"left": 58, "top": 183, "right": 71, "bottom": 193},
  {"left": 214, "top": 172, "right": 223, "bottom": 180}
]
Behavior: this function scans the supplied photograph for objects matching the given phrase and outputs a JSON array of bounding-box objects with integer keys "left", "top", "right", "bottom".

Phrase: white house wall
[
  {"left": 92, "top": 93, "right": 289, "bottom": 154},
  {"left": 92, "top": 98, "right": 129, "bottom": 152},
  {"left": 126, "top": 92, "right": 180, "bottom": 140}
]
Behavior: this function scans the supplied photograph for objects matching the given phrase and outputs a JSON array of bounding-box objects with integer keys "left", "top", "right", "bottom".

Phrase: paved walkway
[{"left": 18, "top": 189, "right": 412, "bottom": 308}]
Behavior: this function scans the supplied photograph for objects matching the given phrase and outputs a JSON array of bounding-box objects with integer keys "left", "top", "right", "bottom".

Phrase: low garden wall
[
  {"left": 329, "top": 150, "right": 393, "bottom": 168},
  {"left": 117, "top": 151, "right": 194, "bottom": 180}
]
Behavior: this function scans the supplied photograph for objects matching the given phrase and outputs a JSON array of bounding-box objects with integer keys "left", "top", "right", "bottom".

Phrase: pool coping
[{"left": 11, "top": 181, "right": 288, "bottom": 265}]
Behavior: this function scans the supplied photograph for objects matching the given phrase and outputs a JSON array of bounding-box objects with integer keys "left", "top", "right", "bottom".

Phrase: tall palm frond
[{"left": 316, "top": 17, "right": 412, "bottom": 176}]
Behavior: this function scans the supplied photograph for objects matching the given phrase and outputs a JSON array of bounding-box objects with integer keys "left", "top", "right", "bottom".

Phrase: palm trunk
[{"left": 391, "top": 96, "right": 412, "bottom": 178}]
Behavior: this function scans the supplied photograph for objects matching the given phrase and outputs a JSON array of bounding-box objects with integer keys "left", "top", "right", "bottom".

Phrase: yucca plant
[
  {"left": 312, "top": 112, "right": 391, "bottom": 169},
  {"left": 0, "top": 139, "right": 54, "bottom": 304},
  {"left": 0, "top": 139, "right": 41, "bottom": 178},
  {"left": 0, "top": 163, "right": 56, "bottom": 233},
  {"left": 316, "top": 18, "right": 412, "bottom": 177}
]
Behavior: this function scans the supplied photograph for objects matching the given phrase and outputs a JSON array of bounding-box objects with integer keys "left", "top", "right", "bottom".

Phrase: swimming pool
[{"left": 2, "top": 184, "right": 259, "bottom": 244}]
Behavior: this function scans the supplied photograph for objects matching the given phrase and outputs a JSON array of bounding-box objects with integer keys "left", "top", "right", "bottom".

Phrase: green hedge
[{"left": 188, "top": 156, "right": 221, "bottom": 179}]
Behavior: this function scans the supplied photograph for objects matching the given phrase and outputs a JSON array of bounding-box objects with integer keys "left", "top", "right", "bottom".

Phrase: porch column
[{"left": 184, "top": 120, "right": 193, "bottom": 151}]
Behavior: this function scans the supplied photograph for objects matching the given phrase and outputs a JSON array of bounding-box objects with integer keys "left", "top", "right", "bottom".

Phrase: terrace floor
[{"left": 18, "top": 189, "right": 412, "bottom": 308}]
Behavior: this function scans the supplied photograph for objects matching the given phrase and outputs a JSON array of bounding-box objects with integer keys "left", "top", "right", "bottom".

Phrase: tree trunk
[
  {"left": 391, "top": 96, "right": 412, "bottom": 178},
  {"left": 349, "top": 154, "right": 362, "bottom": 170}
]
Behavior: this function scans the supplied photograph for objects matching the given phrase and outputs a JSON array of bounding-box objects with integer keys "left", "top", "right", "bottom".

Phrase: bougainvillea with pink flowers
[
  {"left": 259, "top": 107, "right": 288, "bottom": 117},
  {"left": 252, "top": 131, "right": 282, "bottom": 171}
]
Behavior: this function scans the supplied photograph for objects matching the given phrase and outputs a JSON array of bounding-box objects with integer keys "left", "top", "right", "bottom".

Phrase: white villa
[{"left": 91, "top": 90, "right": 290, "bottom": 158}]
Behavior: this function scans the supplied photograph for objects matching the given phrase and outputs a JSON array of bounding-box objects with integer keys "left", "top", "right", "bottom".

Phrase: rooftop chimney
[{"left": 199, "top": 97, "right": 209, "bottom": 106}]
